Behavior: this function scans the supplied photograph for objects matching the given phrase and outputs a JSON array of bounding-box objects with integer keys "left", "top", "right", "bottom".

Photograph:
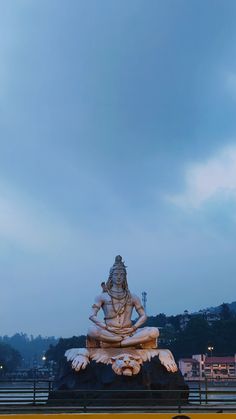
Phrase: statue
[
  {"left": 48, "top": 255, "right": 191, "bottom": 409},
  {"left": 87, "top": 255, "right": 159, "bottom": 348},
  {"left": 65, "top": 255, "right": 178, "bottom": 375}
]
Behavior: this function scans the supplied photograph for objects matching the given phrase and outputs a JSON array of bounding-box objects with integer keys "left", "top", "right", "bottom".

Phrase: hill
[{"left": 202, "top": 301, "right": 236, "bottom": 314}]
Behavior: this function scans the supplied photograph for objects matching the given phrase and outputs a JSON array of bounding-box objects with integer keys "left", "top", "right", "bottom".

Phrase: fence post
[
  {"left": 83, "top": 391, "right": 87, "bottom": 413},
  {"left": 33, "top": 379, "right": 36, "bottom": 405},
  {"left": 178, "top": 390, "right": 181, "bottom": 413},
  {"left": 199, "top": 380, "right": 202, "bottom": 405},
  {"left": 205, "top": 376, "right": 208, "bottom": 405}
]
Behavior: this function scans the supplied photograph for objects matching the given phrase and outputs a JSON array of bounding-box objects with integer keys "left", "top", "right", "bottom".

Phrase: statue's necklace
[
  {"left": 108, "top": 289, "right": 127, "bottom": 300},
  {"left": 105, "top": 290, "right": 130, "bottom": 320},
  {"left": 105, "top": 289, "right": 130, "bottom": 319}
]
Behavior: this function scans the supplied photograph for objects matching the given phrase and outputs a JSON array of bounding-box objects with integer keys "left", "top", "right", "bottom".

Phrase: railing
[
  {"left": 0, "top": 379, "right": 236, "bottom": 413},
  {"left": 0, "top": 379, "right": 52, "bottom": 406}
]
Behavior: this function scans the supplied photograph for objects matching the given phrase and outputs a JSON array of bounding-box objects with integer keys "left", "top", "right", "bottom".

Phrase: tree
[
  {"left": 169, "top": 316, "right": 212, "bottom": 359},
  {"left": 45, "top": 335, "right": 86, "bottom": 364},
  {"left": 167, "top": 315, "right": 181, "bottom": 331},
  {"left": 146, "top": 313, "right": 167, "bottom": 328},
  {"left": 0, "top": 342, "right": 22, "bottom": 373},
  {"left": 0, "top": 333, "right": 58, "bottom": 367},
  {"left": 211, "top": 318, "right": 236, "bottom": 356},
  {"left": 220, "top": 303, "right": 232, "bottom": 321}
]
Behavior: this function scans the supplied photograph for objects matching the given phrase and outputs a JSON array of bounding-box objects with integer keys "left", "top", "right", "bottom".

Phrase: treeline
[
  {"left": 147, "top": 303, "right": 236, "bottom": 359},
  {"left": 0, "top": 333, "right": 58, "bottom": 370},
  {"left": 168, "top": 316, "right": 236, "bottom": 359},
  {"left": 0, "top": 342, "right": 22, "bottom": 373}
]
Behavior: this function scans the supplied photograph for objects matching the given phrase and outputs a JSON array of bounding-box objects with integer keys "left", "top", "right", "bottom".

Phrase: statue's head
[{"left": 104, "top": 255, "right": 128, "bottom": 291}]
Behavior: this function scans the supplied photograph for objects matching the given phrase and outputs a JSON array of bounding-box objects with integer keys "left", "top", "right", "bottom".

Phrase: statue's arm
[
  {"left": 132, "top": 295, "right": 147, "bottom": 329},
  {"left": 89, "top": 295, "right": 107, "bottom": 330}
]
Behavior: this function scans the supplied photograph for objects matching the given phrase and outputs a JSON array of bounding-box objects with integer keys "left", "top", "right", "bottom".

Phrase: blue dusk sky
[{"left": 1, "top": 0, "right": 236, "bottom": 337}]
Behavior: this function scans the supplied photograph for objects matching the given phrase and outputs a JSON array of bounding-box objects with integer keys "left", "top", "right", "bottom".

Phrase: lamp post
[
  {"left": 41, "top": 355, "right": 47, "bottom": 378},
  {"left": 208, "top": 346, "right": 214, "bottom": 380},
  {"left": 142, "top": 292, "right": 147, "bottom": 313}
]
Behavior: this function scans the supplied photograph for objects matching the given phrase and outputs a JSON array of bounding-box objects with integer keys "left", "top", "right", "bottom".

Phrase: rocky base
[{"left": 48, "top": 355, "right": 189, "bottom": 406}]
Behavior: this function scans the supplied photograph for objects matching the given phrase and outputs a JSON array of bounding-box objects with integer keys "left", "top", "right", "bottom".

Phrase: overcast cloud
[{"left": 1, "top": 0, "right": 236, "bottom": 337}]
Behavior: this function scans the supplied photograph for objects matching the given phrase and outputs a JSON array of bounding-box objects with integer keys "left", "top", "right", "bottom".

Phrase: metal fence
[{"left": 0, "top": 379, "right": 236, "bottom": 414}]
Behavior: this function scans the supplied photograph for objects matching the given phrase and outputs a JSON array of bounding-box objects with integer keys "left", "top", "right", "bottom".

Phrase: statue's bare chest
[{"left": 101, "top": 294, "right": 133, "bottom": 322}]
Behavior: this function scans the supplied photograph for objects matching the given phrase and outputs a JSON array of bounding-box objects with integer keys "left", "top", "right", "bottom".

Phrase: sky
[{"left": 1, "top": 0, "right": 236, "bottom": 337}]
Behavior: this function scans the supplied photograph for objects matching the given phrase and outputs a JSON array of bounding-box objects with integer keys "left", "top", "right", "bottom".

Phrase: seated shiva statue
[{"left": 88, "top": 255, "right": 159, "bottom": 348}]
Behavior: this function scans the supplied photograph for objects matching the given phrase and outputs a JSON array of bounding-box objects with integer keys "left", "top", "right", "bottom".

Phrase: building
[
  {"left": 204, "top": 355, "right": 236, "bottom": 379},
  {"left": 179, "top": 354, "right": 236, "bottom": 380},
  {"left": 178, "top": 357, "right": 200, "bottom": 379}
]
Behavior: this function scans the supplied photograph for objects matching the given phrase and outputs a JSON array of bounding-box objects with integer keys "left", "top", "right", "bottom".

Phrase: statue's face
[{"left": 112, "top": 268, "right": 125, "bottom": 286}]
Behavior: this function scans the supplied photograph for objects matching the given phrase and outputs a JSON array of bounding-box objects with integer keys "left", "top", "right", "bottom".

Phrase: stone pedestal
[{"left": 48, "top": 354, "right": 189, "bottom": 406}]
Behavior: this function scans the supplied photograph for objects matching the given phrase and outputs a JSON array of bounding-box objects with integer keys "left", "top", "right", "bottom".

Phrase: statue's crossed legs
[{"left": 87, "top": 325, "right": 159, "bottom": 348}]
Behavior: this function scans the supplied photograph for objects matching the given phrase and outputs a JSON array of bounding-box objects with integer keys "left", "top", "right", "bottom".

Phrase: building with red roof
[{"left": 179, "top": 354, "right": 236, "bottom": 380}]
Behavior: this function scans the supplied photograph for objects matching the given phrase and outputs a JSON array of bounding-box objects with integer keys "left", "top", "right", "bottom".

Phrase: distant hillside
[
  {"left": 227, "top": 301, "right": 236, "bottom": 312},
  {"left": 0, "top": 334, "right": 58, "bottom": 367},
  {"left": 202, "top": 301, "right": 236, "bottom": 314}
]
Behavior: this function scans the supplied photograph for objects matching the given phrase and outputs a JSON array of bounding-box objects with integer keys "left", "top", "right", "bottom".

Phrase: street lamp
[{"left": 208, "top": 346, "right": 214, "bottom": 380}]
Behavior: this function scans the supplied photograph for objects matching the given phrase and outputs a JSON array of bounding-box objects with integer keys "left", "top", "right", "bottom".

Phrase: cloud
[
  {"left": 0, "top": 180, "right": 73, "bottom": 253},
  {"left": 167, "top": 144, "right": 236, "bottom": 209}
]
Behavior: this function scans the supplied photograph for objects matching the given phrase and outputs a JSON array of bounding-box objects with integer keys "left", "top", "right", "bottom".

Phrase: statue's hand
[
  {"left": 106, "top": 326, "right": 136, "bottom": 337},
  {"left": 106, "top": 325, "right": 119, "bottom": 332},
  {"left": 72, "top": 355, "right": 89, "bottom": 372},
  {"left": 122, "top": 327, "right": 135, "bottom": 334}
]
